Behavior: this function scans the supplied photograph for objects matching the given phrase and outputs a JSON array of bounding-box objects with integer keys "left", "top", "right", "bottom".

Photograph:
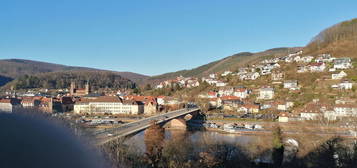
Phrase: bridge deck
[{"left": 94, "top": 108, "right": 200, "bottom": 145}]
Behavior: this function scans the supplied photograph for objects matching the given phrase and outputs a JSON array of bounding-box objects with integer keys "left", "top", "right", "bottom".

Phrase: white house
[
  {"left": 331, "top": 71, "right": 347, "bottom": 80},
  {"left": 297, "top": 66, "right": 309, "bottom": 73},
  {"left": 339, "top": 80, "right": 353, "bottom": 90},
  {"left": 277, "top": 101, "right": 294, "bottom": 111},
  {"left": 233, "top": 88, "right": 249, "bottom": 99},
  {"left": 278, "top": 112, "right": 290, "bottom": 122},
  {"left": 333, "top": 104, "right": 357, "bottom": 117},
  {"left": 300, "top": 56, "right": 314, "bottom": 63},
  {"left": 203, "top": 78, "right": 218, "bottom": 86},
  {"left": 334, "top": 58, "right": 352, "bottom": 69},
  {"left": 221, "top": 71, "right": 232, "bottom": 77},
  {"left": 283, "top": 80, "right": 298, "bottom": 90},
  {"left": 218, "top": 87, "right": 234, "bottom": 96},
  {"left": 186, "top": 79, "right": 200, "bottom": 88},
  {"left": 209, "top": 73, "right": 217, "bottom": 79},
  {"left": 244, "top": 72, "right": 260, "bottom": 80},
  {"left": 271, "top": 72, "right": 284, "bottom": 81},
  {"left": 310, "top": 62, "right": 326, "bottom": 72},
  {"left": 258, "top": 87, "right": 274, "bottom": 100},
  {"left": 216, "top": 81, "right": 227, "bottom": 87}
]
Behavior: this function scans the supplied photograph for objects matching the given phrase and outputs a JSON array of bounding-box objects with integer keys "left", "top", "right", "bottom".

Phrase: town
[
  {"left": 1, "top": 51, "right": 357, "bottom": 130},
  {"left": 2, "top": 2, "right": 357, "bottom": 167}
]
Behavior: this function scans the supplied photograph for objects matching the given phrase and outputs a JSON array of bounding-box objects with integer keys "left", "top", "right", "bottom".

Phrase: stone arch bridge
[{"left": 94, "top": 108, "right": 201, "bottom": 145}]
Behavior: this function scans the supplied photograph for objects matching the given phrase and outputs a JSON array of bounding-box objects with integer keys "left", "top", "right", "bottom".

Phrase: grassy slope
[{"left": 304, "top": 18, "right": 357, "bottom": 58}]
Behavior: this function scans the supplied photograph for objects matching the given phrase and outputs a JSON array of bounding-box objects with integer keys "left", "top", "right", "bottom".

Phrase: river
[{"left": 124, "top": 129, "right": 257, "bottom": 153}]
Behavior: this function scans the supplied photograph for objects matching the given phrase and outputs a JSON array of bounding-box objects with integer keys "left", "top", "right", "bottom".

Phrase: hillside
[
  {"left": 0, "top": 59, "right": 149, "bottom": 86},
  {"left": 2, "top": 70, "right": 136, "bottom": 90},
  {"left": 147, "top": 47, "right": 301, "bottom": 83},
  {"left": 305, "top": 18, "right": 357, "bottom": 57}
]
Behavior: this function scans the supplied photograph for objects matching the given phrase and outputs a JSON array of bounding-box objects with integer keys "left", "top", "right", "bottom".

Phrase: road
[{"left": 94, "top": 107, "right": 200, "bottom": 145}]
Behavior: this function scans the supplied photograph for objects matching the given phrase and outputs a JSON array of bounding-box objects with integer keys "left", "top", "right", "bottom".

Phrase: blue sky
[{"left": 1, "top": 0, "right": 357, "bottom": 76}]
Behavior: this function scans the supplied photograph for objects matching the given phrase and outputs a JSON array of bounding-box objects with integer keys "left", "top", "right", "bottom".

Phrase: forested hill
[
  {"left": 2, "top": 71, "right": 137, "bottom": 90},
  {"left": 0, "top": 59, "right": 149, "bottom": 87},
  {"left": 305, "top": 18, "right": 357, "bottom": 58},
  {"left": 146, "top": 47, "right": 301, "bottom": 84}
]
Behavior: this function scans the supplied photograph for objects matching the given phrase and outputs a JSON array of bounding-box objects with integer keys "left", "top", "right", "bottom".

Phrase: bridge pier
[{"left": 164, "top": 118, "right": 187, "bottom": 130}]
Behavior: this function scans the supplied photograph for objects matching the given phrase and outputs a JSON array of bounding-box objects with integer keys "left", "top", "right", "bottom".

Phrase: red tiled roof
[
  {"left": 279, "top": 112, "right": 289, "bottom": 117},
  {"left": 220, "top": 96, "right": 240, "bottom": 101},
  {"left": 208, "top": 91, "right": 217, "bottom": 96},
  {"left": 235, "top": 88, "right": 247, "bottom": 92},
  {"left": 77, "top": 96, "right": 122, "bottom": 103},
  {"left": 243, "top": 104, "right": 259, "bottom": 109}
]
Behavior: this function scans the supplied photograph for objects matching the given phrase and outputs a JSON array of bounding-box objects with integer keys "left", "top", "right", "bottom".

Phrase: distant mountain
[
  {"left": 0, "top": 59, "right": 149, "bottom": 87},
  {"left": 2, "top": 70, "right": 136, "bottom": 90},
  {"left": 147, "top": 47, "right": 301, "bottom": 83},
  {"left": 305, "top": 18, "right": 357, "bottom": 57}
]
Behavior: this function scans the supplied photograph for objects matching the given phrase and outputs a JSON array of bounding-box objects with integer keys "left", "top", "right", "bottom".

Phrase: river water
[{"left": 124, "top": 129, "right": 257, "bottom": 153}]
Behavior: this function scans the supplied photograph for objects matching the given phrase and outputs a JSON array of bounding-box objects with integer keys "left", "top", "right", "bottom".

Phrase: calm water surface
[{"left": 125, "top": 129, "right": 256, "bottom": 153}]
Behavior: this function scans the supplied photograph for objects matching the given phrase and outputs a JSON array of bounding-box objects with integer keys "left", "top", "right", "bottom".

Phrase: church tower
[
  {"left": 70, "top": 82, "right": 76, "bottom": 96},
  {"left": 85, "top": 82, "right": 90, "bottom": 95}
]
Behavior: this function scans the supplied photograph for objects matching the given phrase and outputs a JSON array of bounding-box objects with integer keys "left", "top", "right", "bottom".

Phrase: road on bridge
[{"left": 94, "top": 107, "right": 200, "bottom": 145}]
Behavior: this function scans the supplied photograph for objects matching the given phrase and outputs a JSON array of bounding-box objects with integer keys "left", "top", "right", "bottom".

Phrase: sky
[{"left": 1, "top": 0, "right": 357, "bottom": 76}]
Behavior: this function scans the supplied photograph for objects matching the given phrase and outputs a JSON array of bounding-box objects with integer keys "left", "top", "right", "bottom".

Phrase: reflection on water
[{"left": 125, "top": 129, "right": 254, "bottom": 153}]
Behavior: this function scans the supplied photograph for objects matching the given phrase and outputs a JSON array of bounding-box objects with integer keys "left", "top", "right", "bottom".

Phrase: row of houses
[
  {"left": 155, "top": 76, "right": 200, "bottom": 89},
  {"left": 0, "top": 94, "right": 184, "bottom": 116},
  {"left": 279, "top": 99, "right": 357, "bottom": 122},
  {"left": 0, "top": 96, "right": 73, "bottom": 113}
]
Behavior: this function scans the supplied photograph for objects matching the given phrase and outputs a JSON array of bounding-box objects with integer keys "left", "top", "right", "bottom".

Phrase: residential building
[
  {"left": 233, "top": 88, "right": 249, "bottom": 99},
  {"left": 74, "top": 96, "right": 144, "bottom": 115},
  {"left": 218, "top": 87, "right": 234, "bottom": 96},
  {"left": 0, "top": 98, "right": 21, "bottom": 113},
  {"left": 331, "top": 71, "right": 347, "bottom": 80},
  {"left": 216, "top": 81, "right": 227, "bottom": 87},
  {"left": 309, "top": 62, "right": 326, "bottom": 72},
  {"left": 283, "top": 80, "right": 298, "bottom": 90},
  {"left": 339, "top": 80, "right": 353, "bottom": 90},
  {"left": 258, "top": 87, "right": 274, "bottom": 100},
  {"left": 221, "top": 71, "right": 232, "bottom": 77},
  {"left": 271, "top": 72, "right": 284, "bottom": 81},
  {"left": 38, "top": 97, "right": 54, "bottom": 113},
  {"left": 276, "top": 101, "right": 294, "bottom": 111},
  {"left": 70, "top": 82, "right": 90, "bottom": 96},
  {"left": 300, "top": 56, "right": 314, "bottom": 63},
  {"left": 333, "top": 104, "right": 357, "bottom": 118},
  {"left": 220, "top": 96, "right": 242, "bottom": 110},
  {"left": 278, "top": 112, "right": 289, "bottom": 122},
  {"left": 244, "top": 72, "right": 260, "bottom": 80},
  {"left": 21, "top": 97, "right": 41, "bottom": 108},
  {"left": 238, "top": 103, "right": 260, "bottom": 113},
  {"left": 209, "top": 73, "right": 217, "bottom": 79},
  {"left": 297, "top": 66, "right": 309, "bottom": 73},
  {"left": 333, "top": 58, "right": 352, "bottom": 69},
  {"left": 124, "top": 95, "right": 158, "bottom": 115}
]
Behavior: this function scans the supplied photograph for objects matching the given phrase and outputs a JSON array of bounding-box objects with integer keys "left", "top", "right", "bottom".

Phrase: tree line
[{"left": 6, "top": 71, "right": 137, "bottom": 90}]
